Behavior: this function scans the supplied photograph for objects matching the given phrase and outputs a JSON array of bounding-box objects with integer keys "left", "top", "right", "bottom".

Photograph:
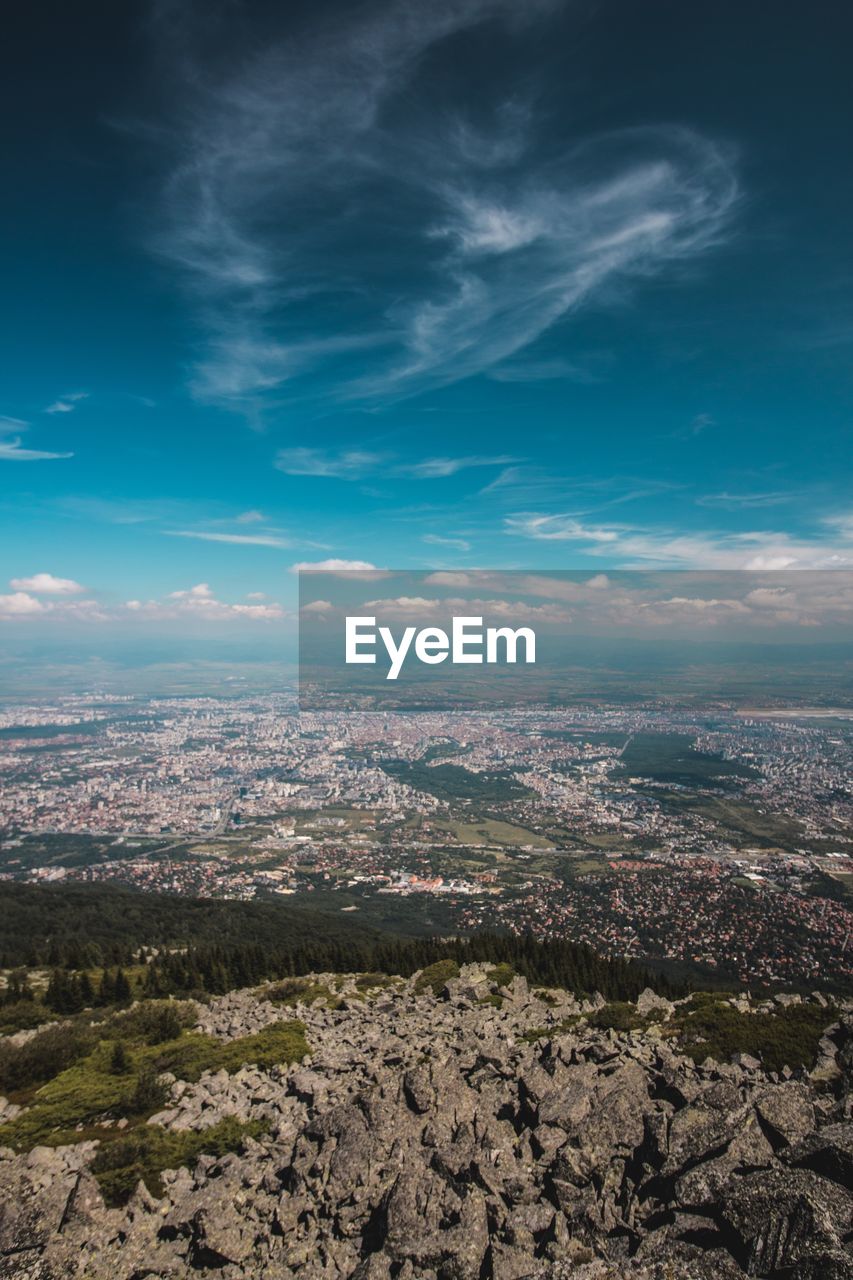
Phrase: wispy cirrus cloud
[
  {"left": 45, "top": 392, "right": 88, "bottom": 414},
  {"left": 0, "top": 417, "right": 73, "bottom": 461},
  {"left": 696, "top": 490, "right": 797, "bottom": 509},
  {"left": 672, "top": 412, "right": 715, "bottom": 440},
  {"left": 149, "top": 1, "right": 738, "bottom": 415},
  {"left": 165, "top": 530, "right": 293, "bottom": 548},
  {"left": 479, "top": 468, "right": 680, "bottom": 508},
  {"left": 273, "top": 449, "right": 386, "bottom": 479},
  {"left": 505, "top": 511, "right": 853, "bottom": 569},
  {"left": 398, "top": 455, "right": 518, "bottom": 479},
  {"left": 274, "top": 447, "right": 516, "bottom": 480},
  {"left": 487, "top": 357, "right": 604, "bottom": 384},
  {"left": 423, "top": 533, "right": 471, "bottom": 551}
]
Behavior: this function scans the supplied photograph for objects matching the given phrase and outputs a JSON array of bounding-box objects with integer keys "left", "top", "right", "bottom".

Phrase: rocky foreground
[{"left": 1, "top": 969, "right": 852, "bottom": 1280}]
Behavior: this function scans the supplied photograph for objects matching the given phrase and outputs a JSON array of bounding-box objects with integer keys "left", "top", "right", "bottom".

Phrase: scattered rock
[{"left": 0, "top": 971, "right": 848, "bottom": 1279}]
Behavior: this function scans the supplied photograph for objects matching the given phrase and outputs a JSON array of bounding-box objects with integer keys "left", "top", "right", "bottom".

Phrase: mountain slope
[{"left": 0, "top": 969, "right": 851, "bottom": 1279}]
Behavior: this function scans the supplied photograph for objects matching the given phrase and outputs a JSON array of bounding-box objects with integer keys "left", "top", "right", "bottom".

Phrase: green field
[
  {"left": 618, "top": 732, "right": 757, "bottom": 789},
  {"left": 435, "top": 817, "right": 552, "bottom": 849},
  {"left": 295, "top": 807, "right": 377, "bottom": 831},
  {"left": 380, "top": 760, "right": 534, "bottom": 803},
  {"left": 657, "top": 792, "right": 806, "bottom": 848}
]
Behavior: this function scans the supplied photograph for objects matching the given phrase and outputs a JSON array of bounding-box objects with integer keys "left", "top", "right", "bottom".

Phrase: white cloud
[
  {"left": 0, "top": 592, "right": 107, "bottom": 622},
  {"left": 274, "top": 447, "right": 516, "bottom": 481},
  {"left": 504, "top": 511, "right": 853, "bottom": 569},
  {"left": 823, "top": 511, "right": 853, "bottom": 539},
  {"left": 349, "top": 128, "right": 738, "bottom": 402},
  {"left": 274, "top": 449, "right": 386, "bottom": 479},
  {"left": 166, "top": 530, "right": 292, "bottom": 548},
  {"left": 0, "top": 419, "right": 73, "bottom": 462},
  {"left": 506, "top": 514, "right": 621, "bottom": 543},
  {"left": 45, "top": 392, "right": 88, "bottom": 414},
  {"left": 150, "top": 4, "right": 737, "bottom": 414},
  {"left": 0, "top": 592, "right": 46, "bottom": 617},
  {"left": 0, "top": 577, "right": 278, "bottom": 625},
  {"left": 290, "top": 559, "right": 381, "bottom": 574},
  {"left": 361, "top": 595, "right": 572, "bottom": 623},
  {"left": 487, "top": 358, "right": 601, "bottom": 383},
  {"left": 139, "top": 582, "right": 285, "bottom": 620},
  {"left": 673, "top": 412, "right": 715, "bottom": 439},
  {"left": 423, "top": 533, "right": 471, "bottom": 551},
  {"left": 168, "top": 583, "right": 214, "bottom": 600},
  {"left": 696, "top": 491, "right": 794, "bottom": 509},
  {"left": 236, "top": 509, "right": 265, "bottom": 523},
  {"left": 399, "top": 456, "right": 517, "bottom": 479},
  {"left": 9, "top": 573, "right": 84, "bottom": 595}
]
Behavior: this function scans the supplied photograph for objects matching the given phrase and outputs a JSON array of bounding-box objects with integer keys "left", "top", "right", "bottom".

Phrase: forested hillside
[{"left": 0, "top": 882, "right": 680, "bottom": 1004}]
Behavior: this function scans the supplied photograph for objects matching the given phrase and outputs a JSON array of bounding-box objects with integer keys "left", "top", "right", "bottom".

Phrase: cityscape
[{"left": 2, "top": 691, "right": 851, "bottom": 990}]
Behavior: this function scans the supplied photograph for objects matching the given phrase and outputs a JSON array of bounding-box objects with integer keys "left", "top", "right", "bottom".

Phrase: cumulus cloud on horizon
[{"left": 10, "top": 572, "right": 85, "bottom": 595}]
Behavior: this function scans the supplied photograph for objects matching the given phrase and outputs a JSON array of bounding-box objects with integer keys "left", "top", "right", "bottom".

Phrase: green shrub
[
  {"left": 477, "top": 993, "right": 504, "bottom": 1010},
  {"left": 110, "top": 1000, "right": 196, "bottom": 1045},
  {"left": 0, "top": 1045, "right": 134, "bottom": 1148},
  {"left": 414, "top": 960, "right": 460, "bottom": 997},
  {"left": 354, "top": 973, "right": 394, "bottom": 992},
  {"left": 485, "top": 964, "right": 515, "bottom": 989},
  {"left": 266, "top": 978, "right": 341, "bottom": 1009},
  {"left": 129, "top": 1064, "right": 167, "bottom": 1114},
  {"left": 521, "top": 1015, "right": 582, "bottom": 1043},
  {"left": 215, "top": 1021, "right": 309, "bottom": 1073},
  {"left": 151, "top": 1020, "right": 308, "bottom": 1082},
  {"left": 0, "top": 1002, "right": 55, "bottom": 1035},
  {"left": 673, "top": 1001, "right": 835, "bottom": 1073},
  {"left": 92, "top": 1116, "right": 265, "bottom": 1205},
  {"left": 0, "top": 1018, "right": 308, "bottom": 1152},
  {"left": 0, "top": 1021, "right": 98, "bottom": 1095},
  {"left": 587, "top": 1002, "right": 647, "bottom": 1033},
  {"left": 109, "top": 1042, "right": 130, "bottom": 1075}
]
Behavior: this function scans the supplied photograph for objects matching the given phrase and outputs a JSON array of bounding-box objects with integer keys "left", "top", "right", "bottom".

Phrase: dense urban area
[{"left": 1, "top": 692, "right": 851, "bottom": 990}]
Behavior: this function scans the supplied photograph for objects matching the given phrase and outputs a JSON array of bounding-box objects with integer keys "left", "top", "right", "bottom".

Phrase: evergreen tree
[
  {"left": 109, "top": 1041, "right": 129, "bottom": 1074},
  {"left": 113, "top": 968, "right": 132, "bottom": 1005}
]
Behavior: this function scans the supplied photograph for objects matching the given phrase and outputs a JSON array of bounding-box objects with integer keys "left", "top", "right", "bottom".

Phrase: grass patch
[
  {"left": 0, "top": 1042, "right": 139, "bottom": 1149},
  {"left": 485, "top": 963, "right": 515, "bottom": 989},
  {"left": 265, "top": 977, "right": 342, "bottom": 1009},
  {"left": 671, "top": 999, "right": 835, "bottom": 1073},
  {"left": 518, "top": 994, "right": 836, "bottom": 1074},
  {"left": 587, "top": 1001, "right": 650, "bottom": 1033},
  {"left": 0, "top": 1013, "right": 308, "bottom": 1151},
  {"left": 354, "top": 973, "right": 395, "bottom": 992},
  {"left": 477, "top": 993, "right": 504, "bottom": 1010},
  {"left": 521, "top": 1016, "right": 583, "bottom": 1043},
  {"left": 144, "top": 1020, "right": 309, "bottom": 1082},
  {"left": 436, "top": 817, "right": 552, "bottom": 849},
  {"left": 92, "top": 1115, "right": 266, "bottom": 1205},
  {"left": 0, "top": 1001, "right": 58, "bottom": 1035},
  {"left": 414, "top": 959, "right": 460, "bottom": 997}
]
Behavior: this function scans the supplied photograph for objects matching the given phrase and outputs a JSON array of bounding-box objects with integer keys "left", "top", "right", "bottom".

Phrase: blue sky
[{"left": 1, "top": 0, "right": 852, "bottom": 643}]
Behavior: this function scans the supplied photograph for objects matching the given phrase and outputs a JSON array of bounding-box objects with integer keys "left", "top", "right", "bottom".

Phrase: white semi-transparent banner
[{"left": 298, "top": 569, "right": 853, "bottom": 711}]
